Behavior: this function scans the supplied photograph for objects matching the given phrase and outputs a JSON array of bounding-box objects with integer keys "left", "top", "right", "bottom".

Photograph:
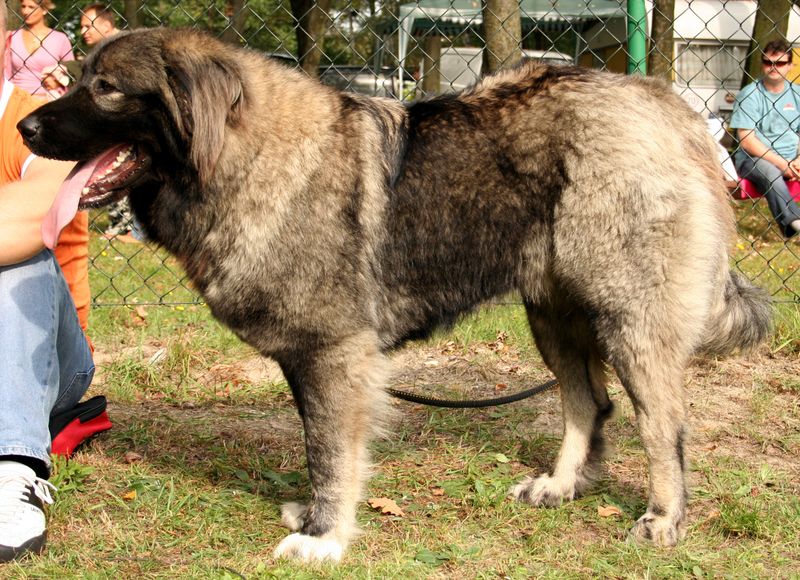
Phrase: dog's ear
[{"left": 162, "top": 48, "right": 244, "bottom": 185}]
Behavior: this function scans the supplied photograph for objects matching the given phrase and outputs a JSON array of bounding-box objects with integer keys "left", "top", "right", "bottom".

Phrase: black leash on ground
[{"left": 387, "top": 378, "right": 559, "bottom": 408}]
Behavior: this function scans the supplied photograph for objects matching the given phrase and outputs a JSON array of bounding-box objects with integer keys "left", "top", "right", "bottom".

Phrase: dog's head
[{"left": 18, "top": 27, "right": 245, "bottom": 209}]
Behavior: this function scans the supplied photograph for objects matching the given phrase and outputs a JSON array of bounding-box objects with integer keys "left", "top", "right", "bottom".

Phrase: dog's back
[{"left": 364, "top": 62, "right": 767, "bottom": 354}]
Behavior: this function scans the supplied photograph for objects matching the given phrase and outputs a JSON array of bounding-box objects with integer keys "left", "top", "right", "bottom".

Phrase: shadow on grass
[{"left": 98, "top": 402, "right": 309, "bottom": 505}]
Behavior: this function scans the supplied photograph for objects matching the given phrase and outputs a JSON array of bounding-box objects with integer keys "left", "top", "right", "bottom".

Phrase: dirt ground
[
  {"left": 97, "top": 339, "right": 800, "bottom": 484},
  {"left": 394, "top": 342, "right": 800, "bottom": 476}
]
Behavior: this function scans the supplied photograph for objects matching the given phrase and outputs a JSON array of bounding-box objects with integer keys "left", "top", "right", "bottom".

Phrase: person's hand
[
  {"left": 41, "top": 74, "right": 59, "bottom": 90},
  {"left": 787, "top": 159, "right": 800, "bottom": 181}
]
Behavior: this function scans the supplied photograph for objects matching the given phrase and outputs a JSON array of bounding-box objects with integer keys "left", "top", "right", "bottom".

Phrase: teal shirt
[{"left": 730, "top": 80, "right": 800, "bottom": 160}]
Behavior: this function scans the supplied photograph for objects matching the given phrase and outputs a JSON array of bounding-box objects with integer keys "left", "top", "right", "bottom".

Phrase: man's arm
[
  {"left": 0, "top": 157, "right": 76, "bottom": 266},
  {"left": 736, "top": 128, "right": 799, "bottom": 179}
]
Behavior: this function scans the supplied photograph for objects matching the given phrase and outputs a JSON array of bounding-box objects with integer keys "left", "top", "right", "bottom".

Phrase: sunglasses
[{"left": 762, "top": 58, "right": 792, "bottom": 67}]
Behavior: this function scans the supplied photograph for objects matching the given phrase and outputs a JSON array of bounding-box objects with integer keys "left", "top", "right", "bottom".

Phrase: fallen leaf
[
  {"left": 128, "top": 309, "right": 147, "bottom": 327},
  {"left": 431, "top": 487, "right": 445, "bottom": 496},
  {"left": 134, "top": 306, "right": 148, "bottom": 319},
  {"left": 208, "top": 364, "right": 243, "bottom": 386},
  {"left": 123, "top": 451, "right": 143, "bottom": 464},
  {"left": 597, "top": 505, "right": 622, "bottom": 518},
  {"left": 368, "top": 497, "right": 405, "bottom": 517},
  {"left": 122, "top": 490, "right": 137, "bottom": 501},
  {"left": 440, "top": 341, "right": 456, "bottom": 354},
  {"left": 489, "top": 331, "right": 509, "bottom": 352}
]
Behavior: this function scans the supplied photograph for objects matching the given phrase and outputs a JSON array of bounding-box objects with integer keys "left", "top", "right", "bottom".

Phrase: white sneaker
[
  {"left": 791, "top": 219, "right": 800, "bottom": 234},
  {"left": 0, "top": 461, "right": 56, "bottom": 562}
]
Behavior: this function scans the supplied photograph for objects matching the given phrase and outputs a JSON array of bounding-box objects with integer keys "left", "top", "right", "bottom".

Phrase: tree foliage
[
  {"left": 16, "top": 0, "right": 390, "bottom": 66},
  {"left": 742, "top": 0, "right": 793, "bottom": 88}
]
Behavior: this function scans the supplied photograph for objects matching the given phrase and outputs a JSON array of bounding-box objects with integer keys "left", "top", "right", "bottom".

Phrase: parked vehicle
[
  {"left": 264, "top": 52, "right": 399, "bottom": 98},
  {"left": 318, "top": 65, "right": 397, "bottom": 97},
  {"left": 268, "top": 47, "right": 574, "bottom": 99},
  {"left": 435, "top": 46, "right": 574, "bottom": 92}
]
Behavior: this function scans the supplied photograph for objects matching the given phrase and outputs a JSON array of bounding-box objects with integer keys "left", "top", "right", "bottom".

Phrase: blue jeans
[
  {"left": 0, "top": 250, "right": 94, "bottom": 469},
  {"left": 734, "top": 151, "right": 800, "bottom": 238}
]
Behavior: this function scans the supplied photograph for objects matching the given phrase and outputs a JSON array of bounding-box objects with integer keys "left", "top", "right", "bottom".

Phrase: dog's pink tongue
[{"left": 41, "top": 157, "right": 102, "bottom": 249}]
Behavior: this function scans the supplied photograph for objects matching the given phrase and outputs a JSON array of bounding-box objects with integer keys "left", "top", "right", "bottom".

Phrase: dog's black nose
[{"left": 17, "top": 116, "right": 41, "bottom": 142}]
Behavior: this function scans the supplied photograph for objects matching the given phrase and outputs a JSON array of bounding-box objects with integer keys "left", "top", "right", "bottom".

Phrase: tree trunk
[
  {"left": 482, "top": 0, "right": 522, "bottom": 74},
  {"left": 7, "top": 1, "right": 21, "bottom": 27},
  {"left": 421, "top": 34, "right": 442, "bottom": 95},
  {"left": 743, "top": 0, "right": 793, "bottom": 88},
  {"left": 123, "top": 0, "right": 139, "bottom": 30},
  {"left": 290, "top": 0, "right": 333, "bottom": 77},
  {"left": 221, "top": 0, "right": 248, "bottom": 45},
  {"left": 648, "top": 0, "right": 675, "bottom": 79}
]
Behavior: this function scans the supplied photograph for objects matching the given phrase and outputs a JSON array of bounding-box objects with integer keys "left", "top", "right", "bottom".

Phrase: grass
[
  {"left": 11, "top": 301, "right": 796, "bottom": 578},
  {"left": 14, "top": 390, "right": 800, "bottom": 578},
  {"left": 732, "top": 200, "right": 800, "bottom": 301},
  {"left": 7, "top": 213, "right": 800, "bottom": 577},
  {"left": 773, "top": 302, "right": 800, "bottom": 355}
]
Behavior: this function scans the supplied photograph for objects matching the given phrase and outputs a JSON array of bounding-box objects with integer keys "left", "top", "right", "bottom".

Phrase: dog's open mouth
[{"left": 61, "top": 144, "right": 152, "bottom": 210}]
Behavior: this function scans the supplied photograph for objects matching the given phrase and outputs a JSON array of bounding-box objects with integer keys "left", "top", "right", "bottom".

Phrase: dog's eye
[{"left": 96, "top": 79, "right": 118, "bottom": 95}]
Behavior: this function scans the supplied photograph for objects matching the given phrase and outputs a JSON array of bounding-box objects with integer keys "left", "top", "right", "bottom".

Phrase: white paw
[
  {"left": 629, "top": 512, "right": 685, "bottom": 547},
  {"left": 280, "top": 502, "right": 307, "bottom": 532},
  {"left": 509, "top": 474, "right": 576, "bottom": 507},
  {"left": 273, "top": 533, "right": 344, "bottom": 562}
]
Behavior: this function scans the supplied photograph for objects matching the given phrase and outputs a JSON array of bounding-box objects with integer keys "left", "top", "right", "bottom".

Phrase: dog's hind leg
[
  {"left": 511, "top": 305, "right": 613, "bottom": 506},
  {"left": 611, "top": 348, "right": 689, "bottom": 547},
  {"left": 273, "top": 331, "right": 390, "bottom": 562}
]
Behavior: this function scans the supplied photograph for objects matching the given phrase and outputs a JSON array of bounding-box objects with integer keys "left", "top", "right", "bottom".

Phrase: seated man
[
  {"left": 0, "top": 4, "right": 95, "bottom": 562},
  {"left": 730, "top": 39, "right": 800, "bottom": 238}
]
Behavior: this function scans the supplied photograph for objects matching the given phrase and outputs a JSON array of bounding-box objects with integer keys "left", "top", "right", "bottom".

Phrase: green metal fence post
[{"left": 627, "top": 0, "right": 647, "bottom": 75}]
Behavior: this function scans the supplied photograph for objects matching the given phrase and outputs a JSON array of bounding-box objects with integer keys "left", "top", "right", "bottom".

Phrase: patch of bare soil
[
  {"left": 95, "top": 339, "right": 800, "bottom": 482},
  {"left": 685, "top": 351, "right": 800, "bottom": 471}
]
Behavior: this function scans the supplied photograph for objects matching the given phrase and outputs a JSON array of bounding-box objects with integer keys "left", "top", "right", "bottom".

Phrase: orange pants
[{"left": 54, "top": 212, "right": 90, "bottom": 332}]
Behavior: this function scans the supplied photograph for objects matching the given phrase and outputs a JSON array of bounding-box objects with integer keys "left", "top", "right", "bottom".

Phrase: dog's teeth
[{"left": 82, "top": 187, "right": 90, "bottom": 194}]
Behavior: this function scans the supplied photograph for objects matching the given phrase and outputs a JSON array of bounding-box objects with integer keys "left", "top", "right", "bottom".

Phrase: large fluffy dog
[{"left": 20, "top": 28, "right": 770, "bottom": 561}]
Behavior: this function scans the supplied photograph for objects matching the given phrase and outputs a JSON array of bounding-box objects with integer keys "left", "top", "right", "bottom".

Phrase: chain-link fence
[{"left": 5, "top": 0, "right": 800, "bottom": 304}]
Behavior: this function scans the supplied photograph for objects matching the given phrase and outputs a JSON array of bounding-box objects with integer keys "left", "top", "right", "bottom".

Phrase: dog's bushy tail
[{"left": 697, "top": 270, "right": 772, "bottom": 357}]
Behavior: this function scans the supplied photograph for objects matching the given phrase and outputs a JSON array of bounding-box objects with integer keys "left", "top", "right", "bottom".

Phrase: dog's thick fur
[{"left": 20, "top": 28, "right": 771, "bottom": 560}]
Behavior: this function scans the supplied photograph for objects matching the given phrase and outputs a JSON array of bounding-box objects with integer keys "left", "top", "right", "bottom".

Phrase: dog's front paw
[
  {"left": 273, "top": 532, "right": 344, "bottom": 562},
  {"left": 629, "top": 512, "right": 685, "bottom": 547},
  {"left": 509, "top": 474, "right": 577, "bottom": 507},
  {"left": 280, "top": 502, "right": 308, "bottom": 532}
]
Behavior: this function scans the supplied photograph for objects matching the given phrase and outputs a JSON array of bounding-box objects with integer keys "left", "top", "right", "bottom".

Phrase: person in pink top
[{"left": 3, "top": 0, "right": 74, "bottom": 97}]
